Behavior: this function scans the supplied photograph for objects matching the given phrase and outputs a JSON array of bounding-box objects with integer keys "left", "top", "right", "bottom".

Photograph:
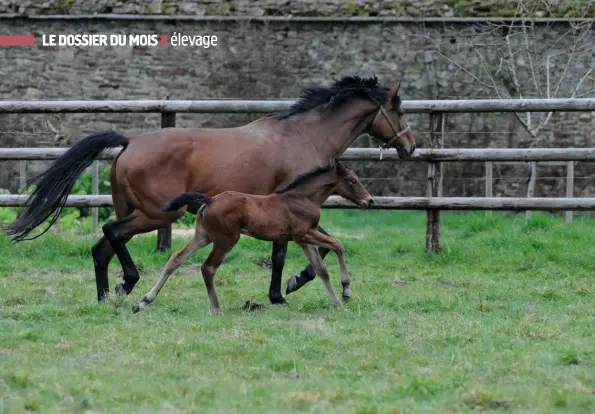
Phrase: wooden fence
[{"left": 1, "top": 97, "right": 595, "bottom": 252}]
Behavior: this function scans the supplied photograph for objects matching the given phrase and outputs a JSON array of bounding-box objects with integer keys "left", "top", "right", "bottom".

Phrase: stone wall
[
  {"left": 0, "top": 0, "right": 592, "bottom": 18},
  {"left": 1, "top": 12, "right": 594, "bottom": 198}
]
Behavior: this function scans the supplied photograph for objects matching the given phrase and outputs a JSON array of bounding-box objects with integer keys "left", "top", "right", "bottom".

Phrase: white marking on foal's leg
[{"left": 132, "top": 222, "right": 211, "bottom": 313}]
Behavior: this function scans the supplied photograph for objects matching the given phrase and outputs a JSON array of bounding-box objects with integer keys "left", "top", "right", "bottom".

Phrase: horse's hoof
[
  {"left": 286, "top": 276, "right": 298, "bottom": 295},
  {"left": 132, "top": 303, "right": 142, "bottom": 313},
  {"left": 114, "top": 284, "right": 127, "bottom": 297},
  {"left": 342, "top": 295, "right": 351, "bottom": 303},
  {"left": 269, "top": 294, "right": 287, "bottom": 305}
]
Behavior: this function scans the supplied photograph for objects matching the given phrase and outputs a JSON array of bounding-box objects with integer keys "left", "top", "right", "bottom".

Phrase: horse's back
[{"left": 111, "top": 123, "right": 298, "bottom": 217}]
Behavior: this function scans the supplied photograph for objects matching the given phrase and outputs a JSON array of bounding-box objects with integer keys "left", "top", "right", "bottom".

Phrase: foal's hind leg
[
  {"left": 298, "top": 244, "right": 342, "bottom": 306},
  {"left": 201, "top": 235, "right": 239, "bottom": 315},
  {"left": 133, "top": 221, "right": 211, "bottom": 313},
  {"left": 102, "top": 212, "right": 173, "bottom": 296},
  {"left": 286, "top": 225, "right": 332, "bottom": 295}
]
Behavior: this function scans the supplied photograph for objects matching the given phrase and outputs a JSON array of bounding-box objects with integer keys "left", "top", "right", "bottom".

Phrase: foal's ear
[
  {"left": 335, "top": 160, "right": 348, "bottom": 175},
  {"left": 387, "top": 81, "right": 401, "bottom": 107}
]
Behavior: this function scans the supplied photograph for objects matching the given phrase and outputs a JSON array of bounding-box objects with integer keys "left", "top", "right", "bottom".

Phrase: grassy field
[{"left": 0, "top": 210, "right": 593, "bottom": 413}]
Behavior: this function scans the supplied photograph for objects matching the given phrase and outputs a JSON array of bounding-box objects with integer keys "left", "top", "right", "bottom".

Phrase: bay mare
[
  {"left": 132, "top": 159, "right": 373, "bottom": 315},
  {"left": 4, "top": 76, "right": 416, "bottom": 304}
]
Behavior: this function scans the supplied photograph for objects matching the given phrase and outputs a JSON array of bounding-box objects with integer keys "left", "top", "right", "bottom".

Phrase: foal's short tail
[{"left": 161, "top": 192, "right": 213, "bottom": 212}]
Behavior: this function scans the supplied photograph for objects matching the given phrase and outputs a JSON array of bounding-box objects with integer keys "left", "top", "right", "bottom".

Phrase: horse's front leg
[
  {"left": 286, "top": 225, "right": 331, "bottom": 295},
  {"left": 269, "top": 240, "right": 288, "bottom": 304}
]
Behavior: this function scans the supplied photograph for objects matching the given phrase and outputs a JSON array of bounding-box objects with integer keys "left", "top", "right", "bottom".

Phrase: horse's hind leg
[
  {"left": 92, "top": 186, "right": 132, "bottom": 302},
  {"left": 286, "top": 225, "right": 332, "bottom": 295},
  {"left": 133, "top": 221, "right": 212, "bottom": 313},
  {"left": 102, "top": 211, "right": 173, "bottom": 296},
  {"left": 92, "top": 236, "right": 116, "bottom": 302}
]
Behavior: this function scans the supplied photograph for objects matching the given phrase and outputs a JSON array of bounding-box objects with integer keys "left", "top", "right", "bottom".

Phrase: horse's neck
[{"left": 287, "top": 102, "right": 375, "bottom": 158}]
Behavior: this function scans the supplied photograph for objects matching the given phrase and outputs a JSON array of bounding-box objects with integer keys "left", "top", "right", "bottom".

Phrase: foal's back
[{"left": 204, "top": 191, "right": 300, "bottom": 242}]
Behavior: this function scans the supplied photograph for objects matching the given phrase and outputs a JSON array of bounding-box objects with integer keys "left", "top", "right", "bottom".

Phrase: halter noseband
[{"left": 371, "top": 106, "right": 411, "bottom": 149}]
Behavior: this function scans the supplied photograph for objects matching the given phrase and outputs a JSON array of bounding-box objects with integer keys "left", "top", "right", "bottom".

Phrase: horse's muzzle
[
  {"left": 397, "top": 141, "right": 416, "bottom": 159},
  {"left": 362, "top": 198, "right": 374, "bottom": 209}
]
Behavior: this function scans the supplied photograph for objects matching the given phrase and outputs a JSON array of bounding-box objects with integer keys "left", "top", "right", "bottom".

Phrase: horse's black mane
[
  {"left": 276, "top": 162, "right": 339, "bottom": 194},
  {"left": 270, "top": 75, "right": 401, "bottom": 120}
]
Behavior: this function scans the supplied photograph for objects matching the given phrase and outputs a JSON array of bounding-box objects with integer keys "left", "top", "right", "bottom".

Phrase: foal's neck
[{"left": 279, "top": 176, "right": 337, "bottom": 207}]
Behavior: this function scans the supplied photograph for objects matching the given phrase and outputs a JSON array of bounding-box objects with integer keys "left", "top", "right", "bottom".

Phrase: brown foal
[{"left": 132, "top": 159, "right": 372, "bottom": 315}]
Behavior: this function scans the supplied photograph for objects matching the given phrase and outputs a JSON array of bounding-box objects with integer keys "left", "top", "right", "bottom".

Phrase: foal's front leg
[
  {"left": 298, "top": 244, "right": 342, "bottom": 306},
  {"left": 286, "top": 226, "right": 332, "bottom": 295},
  {"left": 298, "top": 229, "right": 352, "bottom": 301}
]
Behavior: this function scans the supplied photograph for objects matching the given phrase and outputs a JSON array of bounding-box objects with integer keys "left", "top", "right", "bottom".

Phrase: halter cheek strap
[{"left": 371, "top": 106, "right": 411, "bottom": 149}]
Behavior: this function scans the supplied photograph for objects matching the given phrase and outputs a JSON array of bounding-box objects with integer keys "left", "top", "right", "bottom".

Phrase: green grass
[{"left": 0, "top": 211, "right": 594, "bottom": 413}]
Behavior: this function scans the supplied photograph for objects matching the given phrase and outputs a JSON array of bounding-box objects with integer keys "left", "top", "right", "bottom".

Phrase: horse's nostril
[{"left": 369, "top": 199, "right": 375, "bottom": 205}]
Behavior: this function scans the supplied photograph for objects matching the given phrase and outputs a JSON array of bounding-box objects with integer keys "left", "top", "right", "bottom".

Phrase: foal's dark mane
[
  {"left": 275, "top": 163, "right": 337, "bottom": 194},
  {"left": 270, "top": 76, "right": 401, "bottom": 120}
]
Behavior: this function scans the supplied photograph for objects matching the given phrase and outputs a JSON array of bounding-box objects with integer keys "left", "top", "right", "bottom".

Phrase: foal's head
[
  {"left": 329, "top": 159, "right": 374, "bottom": 208},
  {"left": 276, "top": 159, "right": 373, "bottom": 208}
]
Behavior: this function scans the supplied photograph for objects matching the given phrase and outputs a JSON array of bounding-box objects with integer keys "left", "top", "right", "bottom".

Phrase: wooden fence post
[
  {"left": 91, "top": 161, "right": 99, "bottom": 234},
  {"left": 156, "top": 111, "right": 176, "bottom": 252},
  {"left": 485, "top": 161, "right": 493, "bottom": 217},
  {"left": 19, "top": 160, "right": 26, "bottom": 191},
  {"left": 566, "top": 161, "right": 574, "bottom": 226},
  {"left": 426, "top": 112, "right": 444, "bottom": 253}
]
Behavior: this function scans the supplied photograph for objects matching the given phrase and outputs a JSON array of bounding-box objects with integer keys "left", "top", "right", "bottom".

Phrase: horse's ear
[
  {"left": 336, "top": 160, "right": 348, "bottom": 175},
  {"left": 387, "top": 81, "right": 401, "bottom": 107},
  {"left": 329, "top": 158, "right": 336, "bottom": 168}
]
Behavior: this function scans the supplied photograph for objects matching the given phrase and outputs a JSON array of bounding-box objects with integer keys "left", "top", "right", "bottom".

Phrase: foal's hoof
[
  {"left": 286, "top": 276, "right": 298, "bottom": 295},
  {"left": 132, "top": 302, "right": 147, "bottom": 313}
]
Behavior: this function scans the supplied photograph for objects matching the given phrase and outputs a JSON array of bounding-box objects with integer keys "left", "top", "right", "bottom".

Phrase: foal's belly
[{"left": 239, "top": 228, "right": 292, "bottom": 243}]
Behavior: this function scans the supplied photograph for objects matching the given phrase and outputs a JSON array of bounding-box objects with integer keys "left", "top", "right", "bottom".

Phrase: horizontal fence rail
[
  {"left": 2, "top": 97, "right": 594, "bottom": 253},
  {"left": 3, "top": 195, "right": 595, "bottom": 211},
  {"left": 1, "top": 98, "right": 595, "bottom": 114},
  {"left": 3, "top": 147, "right": 595, "bottom": 162}
]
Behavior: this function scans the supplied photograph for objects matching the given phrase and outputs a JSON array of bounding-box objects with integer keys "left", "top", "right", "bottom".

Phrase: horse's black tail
[
  {"left": 161, "top": 192, "right": 213, "bottom": 212},
  {"left": 4, "top": 131, "right": 129, "bottom": 242}
]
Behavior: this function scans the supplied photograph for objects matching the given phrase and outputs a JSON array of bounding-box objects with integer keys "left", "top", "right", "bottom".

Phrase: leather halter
[{"left": 371, "top": 106, "right": 411, "bottom": 149}]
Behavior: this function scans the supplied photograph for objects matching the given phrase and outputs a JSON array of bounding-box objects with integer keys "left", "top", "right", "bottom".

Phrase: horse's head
[
  {"left": 331, "top": 159, "right": 374, "bottom": 209},
  {"left": 369, "top": 81, "right": 416, "bottom": 158}
]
